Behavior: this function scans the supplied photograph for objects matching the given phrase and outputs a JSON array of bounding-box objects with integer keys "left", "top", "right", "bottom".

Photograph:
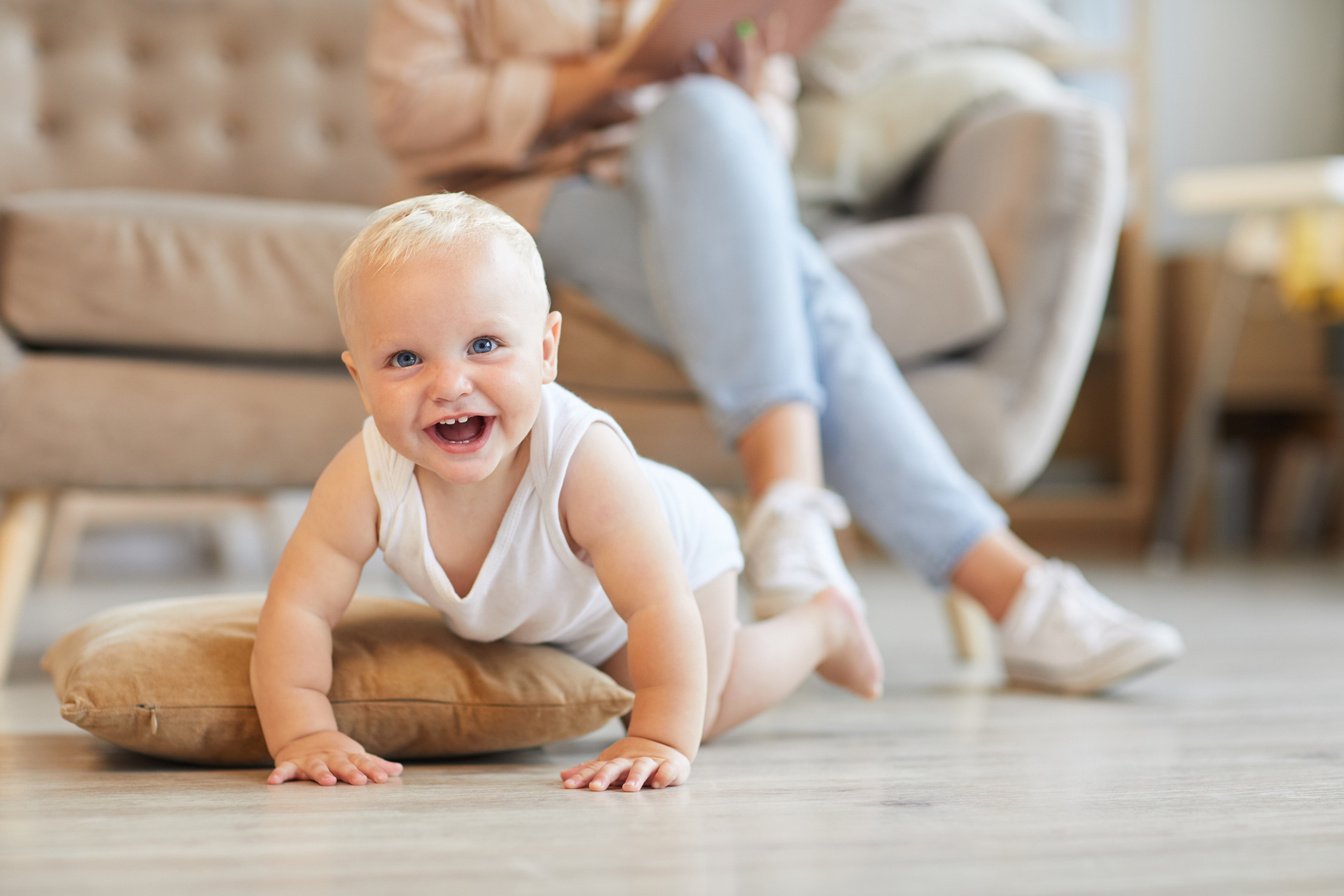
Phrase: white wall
[{"left": 1148, "top": 0, "right": 1344, "bottom": 253}]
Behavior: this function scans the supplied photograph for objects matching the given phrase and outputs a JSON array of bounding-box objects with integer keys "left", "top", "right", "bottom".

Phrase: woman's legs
[
  {"left": 736, "top": 404, "right": 825, "bottom": 497},
  {"left": 786, "top": 229, "right": 1182, "bottom": 687},
  {"left": 537, "top": 77, "right": 857, "bottom": 610},
  {"left": 537, "top": 78, "right": 1183, "bottom": 693},
  {"left": 788, "top": 230, "right": 1013, "bottom": 588},
  {"left": 948, "top": 530, "right": 1043, "bottom": 622},
  {"left": 537, "top": 75, "right": 1008, "bottom": 593}
]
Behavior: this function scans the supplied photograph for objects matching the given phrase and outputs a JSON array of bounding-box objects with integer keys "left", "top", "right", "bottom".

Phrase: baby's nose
[{"left": 430, "top": 360, "right": 472, "bottom": 400}]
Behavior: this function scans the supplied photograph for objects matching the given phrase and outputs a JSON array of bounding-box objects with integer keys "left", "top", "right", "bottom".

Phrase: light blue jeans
[{"left": 536, "top": 76, "right": 1007, "bottom": 587}]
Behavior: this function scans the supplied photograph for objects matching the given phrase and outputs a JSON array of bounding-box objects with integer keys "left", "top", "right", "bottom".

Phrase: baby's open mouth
[{"left": 431, "top": 415, "right": 488, "bottom": 445}]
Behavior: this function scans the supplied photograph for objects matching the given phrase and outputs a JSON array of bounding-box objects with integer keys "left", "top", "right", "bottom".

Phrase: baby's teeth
[{"left": 457, "top": 416, "right": 469, "bottom": 424}]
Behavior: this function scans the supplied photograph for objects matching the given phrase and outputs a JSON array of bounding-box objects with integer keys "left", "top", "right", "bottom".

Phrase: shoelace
[
  {"left": 1011, "top": 562, "right": 1124, "bottom": 639},
  {"left": 1021, "top": 562, "right": 1135, "bottom": 650},
  {"left": 741, "top": 482, "right": 851, "bottom": 550},
  {"left": 741, "top": 483, "right": 855, "bottom": 594},
  {"left": 1057, "top": 565, "right": 1131, "bottom": 623}
]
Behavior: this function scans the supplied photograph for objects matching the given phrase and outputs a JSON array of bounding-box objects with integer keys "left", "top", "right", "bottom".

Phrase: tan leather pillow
[{"left": 42, "top": 593, "right": 634, "bottom": 766}]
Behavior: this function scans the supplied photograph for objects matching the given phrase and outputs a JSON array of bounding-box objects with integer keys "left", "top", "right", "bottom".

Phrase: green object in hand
[{"left": 735, "top": 18, "right": 757, "bottom": 41}]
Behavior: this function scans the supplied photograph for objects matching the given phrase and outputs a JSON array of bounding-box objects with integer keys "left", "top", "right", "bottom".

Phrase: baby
[{"left": 250, "top": 192, "right": 883, "bottom": 792}]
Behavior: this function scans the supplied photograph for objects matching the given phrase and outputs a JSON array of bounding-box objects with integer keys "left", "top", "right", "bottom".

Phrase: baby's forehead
[{"left": 355, "top": 236, "right": 548, "bottom": 316}]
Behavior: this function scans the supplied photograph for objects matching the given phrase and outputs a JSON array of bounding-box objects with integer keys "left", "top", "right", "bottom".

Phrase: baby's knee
[{"left": 701, "top": 694, "right": 725, "bottom": 743}]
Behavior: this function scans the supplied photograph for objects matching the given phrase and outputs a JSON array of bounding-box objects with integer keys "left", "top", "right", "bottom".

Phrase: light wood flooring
[{"left": 2, "top": 536, "right": 1343, "bottom": 894}]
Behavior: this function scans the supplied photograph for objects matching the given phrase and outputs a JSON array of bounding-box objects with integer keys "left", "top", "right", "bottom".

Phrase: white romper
[{"left": 362, "top": 383, "right": 743, "bottom": 665}]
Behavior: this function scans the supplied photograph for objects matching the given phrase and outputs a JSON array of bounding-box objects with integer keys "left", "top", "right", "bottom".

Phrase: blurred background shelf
[{"left": 1006, "top": 0, "right": 1344, "bottom": 558}]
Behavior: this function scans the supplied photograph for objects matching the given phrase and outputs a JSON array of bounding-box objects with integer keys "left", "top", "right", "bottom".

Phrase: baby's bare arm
[
  {"left": 250, "top": 436, "right": 399, "bottom": 785},
  {"left": 559, "top": 425, "right": 707, "bottom": 791}
]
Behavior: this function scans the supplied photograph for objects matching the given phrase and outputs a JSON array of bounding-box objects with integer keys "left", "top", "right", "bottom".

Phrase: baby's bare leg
[
  {"left": 694, "top": 572, "right": 740, "bottom": 735},
  {"left": 698, "top": 575, "right": 884, "bottom": 742}
]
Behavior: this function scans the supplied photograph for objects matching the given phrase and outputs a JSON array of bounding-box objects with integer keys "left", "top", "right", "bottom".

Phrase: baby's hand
[
  {"left": 560, "top": 736, "right": 691, "bottom": 792},
  {"left": 268, "top": 730, "right": 404, "bottom": 786}
]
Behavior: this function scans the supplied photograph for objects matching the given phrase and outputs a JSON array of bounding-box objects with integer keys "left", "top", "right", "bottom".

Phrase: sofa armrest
[
  {"left": 916, "top": 96, "right": 1125, "bottom": 363},
  {"left": 911, "top": 96, "right": 1126, "bottom": 491},
  {"left": 821, "top": 214, "right": 1005, "bottom": 365},
  {"left": 0, "top": 190, "right": 370, "bottom": 359}
]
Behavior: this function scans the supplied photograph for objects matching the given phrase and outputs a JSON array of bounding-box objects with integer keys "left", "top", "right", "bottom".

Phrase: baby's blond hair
[{"left": 333, "top": 192, "right": 547, "bottom": 336}]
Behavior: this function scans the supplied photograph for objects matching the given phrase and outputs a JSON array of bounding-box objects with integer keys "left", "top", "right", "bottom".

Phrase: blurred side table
[{"left": 1150, "top": 156, "right": 1344, "bottom": 563}]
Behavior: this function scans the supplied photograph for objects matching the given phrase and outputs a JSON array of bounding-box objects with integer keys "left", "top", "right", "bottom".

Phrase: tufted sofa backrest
[{"left": 0, "top": 0, "right": 393, "bottom": 205}]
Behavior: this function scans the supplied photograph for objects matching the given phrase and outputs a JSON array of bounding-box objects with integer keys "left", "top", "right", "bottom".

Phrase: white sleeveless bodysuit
[{"left": 362, "top": 383, "right": 743, "bottom": 665}]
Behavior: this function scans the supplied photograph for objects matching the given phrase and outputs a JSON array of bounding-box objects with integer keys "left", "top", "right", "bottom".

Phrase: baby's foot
[{"left": 813, "top": 588, "right": 885, "bottom": 700}]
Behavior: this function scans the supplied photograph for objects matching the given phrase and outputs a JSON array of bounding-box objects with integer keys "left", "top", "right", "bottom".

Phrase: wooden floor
[{"left": 2, "top": 545, "right": 1343, "bottom": 894}]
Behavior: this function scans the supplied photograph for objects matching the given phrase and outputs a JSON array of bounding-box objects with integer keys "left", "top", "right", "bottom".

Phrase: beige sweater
[{"left": 367, "top": 0, "right": 798, "bottom": 229}]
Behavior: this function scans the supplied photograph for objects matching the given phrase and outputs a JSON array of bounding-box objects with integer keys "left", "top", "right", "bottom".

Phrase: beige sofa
[{"left": 0, "top": 0, "right": 1124, "bottom": 676}]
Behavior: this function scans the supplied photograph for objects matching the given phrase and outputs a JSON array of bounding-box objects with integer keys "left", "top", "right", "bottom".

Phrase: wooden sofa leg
[
  {"left": 945, "top": 589, "right": 995, "bottom": 663},
  {"left": 0, "top": 491, "right": 53, "bottom": 680}
]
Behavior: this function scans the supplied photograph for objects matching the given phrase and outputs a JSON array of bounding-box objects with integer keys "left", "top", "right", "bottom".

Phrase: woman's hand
[
  {"left": 547, "top": 53, "right": 619, "bottom": 129},
  {"left": 559, "top": 736, "right": 691, "bottom": 792},
  {"left": 546, "top": 39, "right": 660, "bottom": 131},
  {"left": 683, "top": 15, "right": 785, "bottom": 97},
  {"left": 268, "top": 730, "right": 403, "bottom": 786}
]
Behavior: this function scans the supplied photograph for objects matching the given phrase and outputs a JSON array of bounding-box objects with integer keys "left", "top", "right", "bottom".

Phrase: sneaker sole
[{"left": 1005, "top": 635, "right": 1185, "bottom": 696}]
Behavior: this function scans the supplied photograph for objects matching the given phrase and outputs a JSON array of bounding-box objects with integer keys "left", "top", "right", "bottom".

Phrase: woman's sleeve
[{"left": 367, "top": 0, "right": 556, "bottom": 169}]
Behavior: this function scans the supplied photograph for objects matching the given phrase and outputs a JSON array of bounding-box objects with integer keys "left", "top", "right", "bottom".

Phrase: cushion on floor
[{"left": 42, "top": 593, "right": 633, "bottom": 767}]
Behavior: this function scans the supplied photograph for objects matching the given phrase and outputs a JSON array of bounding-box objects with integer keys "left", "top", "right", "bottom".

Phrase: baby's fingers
[
  {"left": 356, "top": 754, "right": 403, "bottom": 784},
  {"left": 561, "top": 756, "right": 685, "bottom": 792},
  {"left": 560, "top": 759, "right": 594, "bottom": 781},
  {"left": 651, "top": 759, "right": 687, "bottom": 790},
  {"left": 269, "top": 757, "right": 339, "bottom": 787},
  {"left": 268, "top": 752, "right": 397, "bottom": 786},
  {"left": 267, "top": 761, "right": 303, "bottom": 785},
  {"left": 325, "top": 752, "right": 403, "bottom": 785},
  {"left": 587, "top": 758, "right": 634, "bottom": 792},
  {"left": 621, "top": 757, "right": 661, "bottom": 792},
  {"left": 560, "top": 757, "right": 630, "bottom": 791},
  {"left": 327, "top": 756, "right": 371, "bottom": 786},
  {"left": 561, "top": 760, "right": 603, "bottom": 789}
]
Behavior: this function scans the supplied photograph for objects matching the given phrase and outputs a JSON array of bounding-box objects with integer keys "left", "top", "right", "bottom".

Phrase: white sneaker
[
  {"left": 1000, "top": 560, "right": 1184, "bottom": 694},
  {"left": 740, "top": 481, "right": 861, "bottom": 619}
]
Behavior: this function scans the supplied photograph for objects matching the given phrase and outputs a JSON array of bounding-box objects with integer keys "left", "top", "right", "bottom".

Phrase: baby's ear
[
  {"left": 541, "top": 310, "right": 563, "bottom": 384},
  {"left": 342, "top": 351, "right": 374, "bottom": 414}
]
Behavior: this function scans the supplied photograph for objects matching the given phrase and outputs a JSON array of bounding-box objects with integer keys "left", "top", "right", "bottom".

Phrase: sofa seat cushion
[
  {"left": 0, "top": 189, "right": 369, "bottom": 359},
  {"left": 0, "top": 352, "right": 365, "bottom": 490},
  {"left": 552, "top": 286, "right": 700, "bottom": 397},
  {"left": 43, "top": 594, "right": 634, "bottom": 767}
]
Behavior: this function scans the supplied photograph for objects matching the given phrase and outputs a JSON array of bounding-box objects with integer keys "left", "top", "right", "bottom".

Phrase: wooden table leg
[
  {"left": 0, "top": 491, "right": 53, "bottom": 680},
  {"left": 1149, "top": 268, "right": 1258, "bottom": 564}
]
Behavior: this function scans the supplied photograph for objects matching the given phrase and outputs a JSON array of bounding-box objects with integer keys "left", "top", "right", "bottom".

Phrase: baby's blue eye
[
  {"left": 470, "top": 337, "right": 497, "bottom": 355},
  {"left": 390, "top": 350, "right": 420, "bottom": 368}
]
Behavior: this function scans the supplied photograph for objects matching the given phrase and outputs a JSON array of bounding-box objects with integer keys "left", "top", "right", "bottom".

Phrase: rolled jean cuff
[
  {"left": 923, "top": 509, "right": 1010, "bottom": 589},
  {"left": 712, "top": 384, "right": 827, "bottom": 447}
]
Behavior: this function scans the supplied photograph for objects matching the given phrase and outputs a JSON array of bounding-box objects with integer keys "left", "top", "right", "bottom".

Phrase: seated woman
[{"left": 365, "top": 0, "right": 1182, "bottom": 694}]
